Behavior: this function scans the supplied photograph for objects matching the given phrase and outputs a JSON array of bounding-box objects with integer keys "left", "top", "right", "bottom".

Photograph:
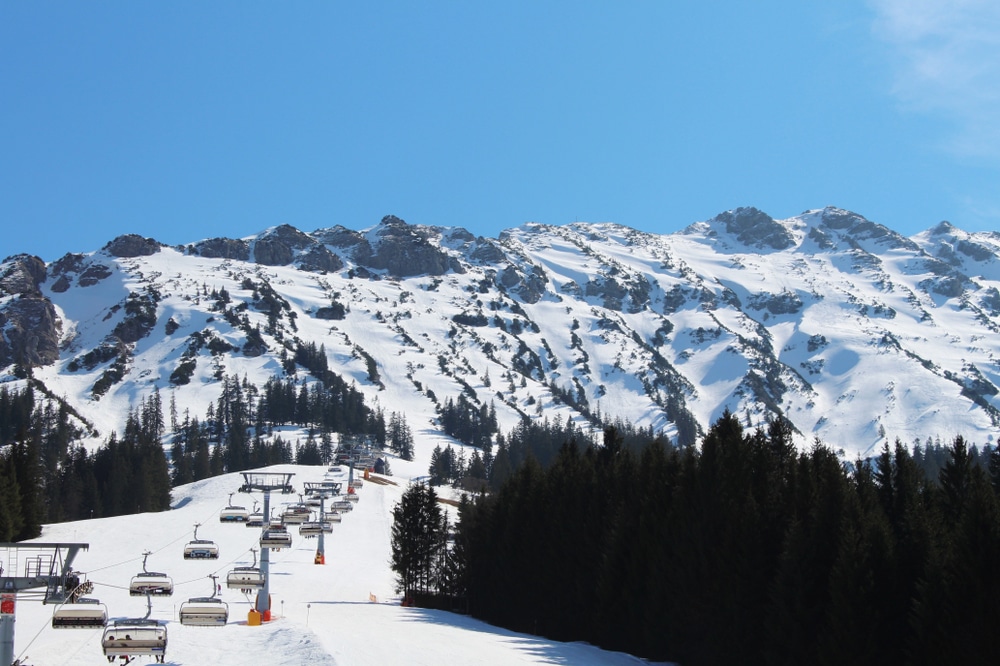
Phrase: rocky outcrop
[
  {"left": 0, "top": 294, "right": 61, "bottom": 367},
  {"left": 193, "top": 237, "right": 250, "bottom": 261},
  {"left": 0, "top": 254, "right": 47, "bottom": 295},
  {"left": 497, "top": 263, "right": 548, "bottom": 303},
  {"left": 104, "top": 234, "right": 161, "bottom": 258},
  {"left": 353, "top": 215, "right": 461, "bottom": 277},
  {"left": 253, "top": 238, "right": 295, "bottom": 266},
  {"left": 312, "top": 225, "right": 364, "bottom": 249},
  {"left": 821, "top": 208, "right": 919, "bottom": 252},
  {"left": 78, "top": 264, "right": 113, "bottom": 287},
  {"left": 251, "top": 224, "right": 342, "bottom": 271},
  {"left": 297, "top": 245, "right": 343, "bottom": 273},
  {"left": 713, "top": 207, "right": 795, "bottom": 251}
]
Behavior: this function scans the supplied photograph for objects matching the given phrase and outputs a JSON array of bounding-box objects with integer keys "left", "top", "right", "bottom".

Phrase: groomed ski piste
[{"left": 12, "top": 463, "right": 657, "bottom": 665}]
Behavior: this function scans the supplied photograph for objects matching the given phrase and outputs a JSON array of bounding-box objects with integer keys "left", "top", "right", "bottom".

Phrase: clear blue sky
[{"left": 3, "top": 1, "right": 999, "bottom": 262}]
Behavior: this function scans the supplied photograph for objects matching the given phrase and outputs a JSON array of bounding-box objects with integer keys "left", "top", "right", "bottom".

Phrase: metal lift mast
[
  {"left": 239, "top": 472, "right": 294, "bottom": 622},
  {"left": 0, "top": 542, "right": 89, "bottom": 666}
]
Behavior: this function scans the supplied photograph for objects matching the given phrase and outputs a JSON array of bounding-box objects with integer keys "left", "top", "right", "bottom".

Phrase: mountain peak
[{"left": 703, "top": 207, "right": 796, "bottom": 251}]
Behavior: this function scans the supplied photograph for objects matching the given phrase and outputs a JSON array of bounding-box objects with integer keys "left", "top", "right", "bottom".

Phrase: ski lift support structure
[
  {"left": 0, "top": 542, "right": 89, "bottom": 666},
  {"left": 238, "top": 472, "right": 295, "bottom": 621},
  {"left": 302, "top": 488, "right": 333, "bottom": 564}
]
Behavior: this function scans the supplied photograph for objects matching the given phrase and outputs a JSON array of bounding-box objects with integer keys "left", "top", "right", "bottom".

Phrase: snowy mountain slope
[
  {"left": 12, "top": 464, "right": 650, "bottom": 665},
  {"left": 3, "top": 206, "right": 1000, "bottom": 461}
]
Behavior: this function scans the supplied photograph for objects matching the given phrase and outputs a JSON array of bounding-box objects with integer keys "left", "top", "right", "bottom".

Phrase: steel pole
[{"left": 257, "top": 490, "right": 271, "bottom": 617}]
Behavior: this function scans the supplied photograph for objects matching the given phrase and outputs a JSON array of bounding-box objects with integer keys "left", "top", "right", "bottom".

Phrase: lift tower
[
  {"left": 239, "top": 472, "right": 294, "bottom": 622},
  {"left": 0, "top": 542, "right": 89, "bottom": 666}
]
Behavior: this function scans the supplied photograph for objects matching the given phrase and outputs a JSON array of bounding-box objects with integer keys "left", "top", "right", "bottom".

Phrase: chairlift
[
  {"left": 246, "top": 500, "right": 264, "bottom": 527},
  {"left": 101, "top": 595, "right": 167, "bottom": 663},
  {"left": 178, "top": 575, "right": 228, "bottom": 627},
  {"left": 322, "top": 510, "right": 343, "bottom": 523},
  {"left": 281, "top": 503, "right": 311, "bottom": 524},
  {"left": 183, "top": 523, "right": 219, "bottom": 559},
  {"left": 219, "top": 492, "right": 249, "bottom": 523},
  {"left": 129, "top": 551, "right": 173, "bottom": 597},
  {"left": 260, "top": 524, "right": 292, "bottom": 550},
  {"left": 52, "top": 597, "right": 108, "bottom": 629},
  {"left": 226, "top": 549, "right": 265, "bottom": 593},
  {"left": 298, "top": 520, "right": 332, "bottom": 537},
  {"left": 331, "top": 499, "right": 353, "bottom": 512}
]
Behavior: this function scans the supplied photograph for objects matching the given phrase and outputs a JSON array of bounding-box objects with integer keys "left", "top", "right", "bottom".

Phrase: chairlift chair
[
  {"left": 299, "top": 521, "right": 333, "bottom": 537},
  {"left": 245, "top": 500, "right": 264, "bottom": 527},
  {"left": 101, "top": 595, "right": 167, "bottom": 663},
  {"left": 219, "top": 492, "right": 249, "bottom": 523},
  {"left": 281, "top": 505, "right": 311, "bottom": 524},
  {"left": 178, "top": 575, "right": 228, "bottom": 627},
  {"left": 322, "top": 510, "right": 342, "bottom": 523},
  {"left": 226, "top": 550, "right": 265, "bottom": 593},
  {"left": 129, "top": 551, "right": 173, "bottom": 597},
  {"left": 260, "top": 528, "right": 292, "bottom": 550},
  {"left": 183, "top": 523, "right": 219, "bottom": 559},
  {"left": 52, "top": 597, "right": 108, "bottom": 629}
]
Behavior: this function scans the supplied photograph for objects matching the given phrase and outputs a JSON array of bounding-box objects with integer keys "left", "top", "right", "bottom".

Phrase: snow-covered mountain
[{"left": 4, "top": 206, "right": 1000, "bottom": 461}]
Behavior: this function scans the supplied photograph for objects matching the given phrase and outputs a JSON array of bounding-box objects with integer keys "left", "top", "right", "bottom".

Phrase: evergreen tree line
[
  {"left": 0, "top": 387, "right": 172, "bottom": 539},
  {"left": 0, "top": 360, "right": 388, "bottom": 538},
  {"left": 438, "top": 394, "right": 498, "bottom": 450},
  {"left": 169, "top": 372, "right": 385, "bottom": 483},
  {"left": 414, "top": 413, "right": 1000, "bottom": 665}
]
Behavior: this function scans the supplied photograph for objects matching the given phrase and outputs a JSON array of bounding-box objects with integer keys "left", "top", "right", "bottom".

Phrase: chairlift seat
[
  {"left": 52, "top": 598, "right": 108, "bottom": 628},
  {"left": 183, "top": 540, "right": 219, "bottom": 559},
  {"left": 226, "top": 567, "right": 265, "bottom": 591},
  {"left": 260, "top": 530, "right": 292, "bottom": 549},
  {"left": 179, "top": 598, "right": 229, "bottom": 626},
  {"left": 101, "top": 620, "right": 167, "bottom": 661},
  {"left": 246, "top": 512, "right": 265, "bottom": 527},
  {"left": 219, "top": 506, "right": 249, "bottom": 522},
  {"left": 129, "top": 573, "right": 174, "bottom": 596}
]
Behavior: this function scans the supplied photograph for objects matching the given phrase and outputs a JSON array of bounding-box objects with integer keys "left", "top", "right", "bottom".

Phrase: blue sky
[{"left": 3, "top": 1, "right": 999, "bottom": 262}]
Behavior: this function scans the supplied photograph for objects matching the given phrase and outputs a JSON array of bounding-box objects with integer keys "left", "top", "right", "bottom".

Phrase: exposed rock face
[
  {"left": 253, "top": 238, "right": 295, "bottom": 266},
  {"left": 0, "top": 254, "right": 47, "bottom": 295},
  {"left": 297, "top": 245, "right": 343, "bottom": 273},
  {"left": 312, "top": 225, "right": 364, "bottom": 249},
  {"left": 104, "top": 234, "right": 161, "bottom": 258},
  {"left": 497, "top": 263, "right": 547, "bottom": 303},
  {"left": 253, "top": 224, "right": 317, "bottom": 266},
  {"left": 821, "top": 208, "right": 919, "bottom": 252},
  {"left": 713, "top": 207, "right": 795, "bottom": 251},
  {"left": 0, "top": 294, "right": 61, "bottom": 367},
  {"left": 748, "top": 290, "right": 804, "bottom": 315},
  {"left": 469, "top": 239, "right": 505, "bottom": 264},
  {"left": 78, "top": 264, "right": 113, "bottom": 287},
  {"left": 353, "top": 215, "right": 460, "bottom": 277},
  {"left": 193, "top": 238, "right": 250, "bottom": 261}
]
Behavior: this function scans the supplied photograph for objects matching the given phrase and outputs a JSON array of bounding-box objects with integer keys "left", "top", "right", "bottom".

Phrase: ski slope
[{"left": 12, "top": 464, "right": 655, "bottom": 665}]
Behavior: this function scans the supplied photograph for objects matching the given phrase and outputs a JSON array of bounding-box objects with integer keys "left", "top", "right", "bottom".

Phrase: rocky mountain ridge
[{"left": 3, "top": 206, "right": 1000, "bottom": 459}]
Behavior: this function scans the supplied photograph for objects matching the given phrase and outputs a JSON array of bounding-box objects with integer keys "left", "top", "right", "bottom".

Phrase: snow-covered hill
[
  {"left": 4, "top": 206, "right": 1000, "bottom": 461},
  {"left": 12, "top": 464, "right": 649, "bottom": 665}
]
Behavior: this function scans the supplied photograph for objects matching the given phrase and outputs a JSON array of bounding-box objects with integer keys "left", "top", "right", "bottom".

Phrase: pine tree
[{"left": 391, "top": 482, "right": 443, "bottom": 598}]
